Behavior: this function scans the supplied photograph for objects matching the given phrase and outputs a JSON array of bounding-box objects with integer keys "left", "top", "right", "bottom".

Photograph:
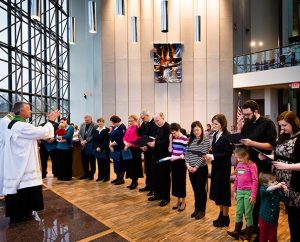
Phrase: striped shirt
[
  {"left": 185, "top": 136, "right": 210, "bottom": 168},
  {"left": 171, "top": 135, "right": 188, "bottom": 157}
]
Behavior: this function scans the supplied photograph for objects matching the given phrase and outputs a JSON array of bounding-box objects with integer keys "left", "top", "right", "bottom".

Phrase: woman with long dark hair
[{"left": 185, "top": 121, "right": 210, "bottom": 220}]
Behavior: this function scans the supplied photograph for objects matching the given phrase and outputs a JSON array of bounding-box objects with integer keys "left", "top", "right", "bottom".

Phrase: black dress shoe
[
  {"left": 147, "top": 191, "right": 154, "bottom": 196},
  {"left": 96, "top": 178, "right": 103, "bottom": 182},
  {"left": 159, "top": 200, "right": 170, "bottom": 207},
  {"left": 129, "top": 183, "right": 138, "bottom": 190},
  {"left": 148, "top": 196, "right": 159, "bottom": 201},
  {"left": 88, "top": 176, "right": 94, "bottom": 180},
  {"left": 111, "top": 178, "right": 118, "bottom": 184},
  {"left": 139, "top": 187, "right": 150, "bottom": 192},
  {"left": 191, "top": 209, "right": 199, "bottom": 218},
  {"left": 79, "top": 175, "right": 88, "bottom": 180},
  {"left": 114, "top": 179, "right": 125, "bottom": 185},
  {"left": 103, "top": 178, "right": 109, "bottom": 182}
]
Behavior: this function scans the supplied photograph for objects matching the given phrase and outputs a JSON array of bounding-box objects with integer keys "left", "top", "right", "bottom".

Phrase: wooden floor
[{"left": 44, "top": 163, "right": 290, "bottom": 242}]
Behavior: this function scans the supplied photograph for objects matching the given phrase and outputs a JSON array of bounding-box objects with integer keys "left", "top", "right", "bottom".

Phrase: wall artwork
[{"left": 153, "top": 43, "right": 182, "bottom": 83}]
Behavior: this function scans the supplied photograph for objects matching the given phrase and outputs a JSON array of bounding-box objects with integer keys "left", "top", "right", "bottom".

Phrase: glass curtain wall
[{"left": 0, "top": 0, "right": 70, "bottom": 125}]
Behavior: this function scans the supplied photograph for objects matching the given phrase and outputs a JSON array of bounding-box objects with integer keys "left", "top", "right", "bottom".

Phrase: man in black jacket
[
  {"left": 147, "top": 112, "right": 171, "bottom": 207},
  {"left": 138, "top": 110, "right": 158, "bottom": 195}
]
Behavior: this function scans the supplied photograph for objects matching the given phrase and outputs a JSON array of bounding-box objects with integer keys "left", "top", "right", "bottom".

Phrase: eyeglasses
[
  {"left": 128, "top": 120, "right": 134, "bottom": 122},
  {"left": 243, "top": 112, "right": 253, "bottom": 117}
]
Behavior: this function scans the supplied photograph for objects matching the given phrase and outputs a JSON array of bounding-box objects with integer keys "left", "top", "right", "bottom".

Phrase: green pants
[{"left": 236, "top": 189, "right": 254, "bottom": 226}]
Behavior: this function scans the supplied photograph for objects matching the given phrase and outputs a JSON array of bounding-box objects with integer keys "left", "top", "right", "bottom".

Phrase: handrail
[{"left": 233, "top": 42, "right": 300, "bottom": 74}]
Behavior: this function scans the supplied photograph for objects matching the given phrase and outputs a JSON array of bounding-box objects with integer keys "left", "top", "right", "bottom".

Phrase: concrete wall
[
  {"left": 100, "top": 0, "right": 233, "bottom": 131},
  {"left": 69, "top": 0, "right": 102, "bottom": 125},
  {"left": 233, "top": 65, "right": 300, "bottom": 88}
]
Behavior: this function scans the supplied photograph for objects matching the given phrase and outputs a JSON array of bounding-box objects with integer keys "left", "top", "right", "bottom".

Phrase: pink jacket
[
  {"left": 123, "top": 125, "right": 140, "bottom": 147},
  {"left": 234, "top": 160, "right": 258, "bottom": 198}
]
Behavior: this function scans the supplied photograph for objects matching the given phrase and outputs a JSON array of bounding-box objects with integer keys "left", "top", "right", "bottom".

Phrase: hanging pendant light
[
  {"left": 161, "top": 0, "right": 168, "bottom": 33},
  {"left": 88, "top": 1, "right": 97, "bottom": 33},
  {"left": 195, "top": 15, "right": 201, "bottom": 42},
  {"left": 31, "top": 0, "right": 41, "bottom": 21},
  {"left": 116, "top": 0, "right": 125, "bottom": 16},
  {"left": 69, "top": 17, "right": 76, "bottom": 45},
  {"left": 131, "top": 16, "right": 137, "bottom": 43}
]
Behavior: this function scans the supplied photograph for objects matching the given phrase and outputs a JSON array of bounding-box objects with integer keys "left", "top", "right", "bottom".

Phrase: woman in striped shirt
[
  {"left": 185, "top": 121, "right": 211, "bottom": 219},
  {"left": 169, "top": 123, "right": 189, "bottom": 211}
]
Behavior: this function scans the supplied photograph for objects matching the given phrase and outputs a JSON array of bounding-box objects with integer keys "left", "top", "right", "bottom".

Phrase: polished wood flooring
[{"left": 43, "top": 162, "right": 290, "bottom": 242}]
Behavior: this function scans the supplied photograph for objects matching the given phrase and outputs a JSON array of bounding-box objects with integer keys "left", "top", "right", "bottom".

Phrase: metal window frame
[{"left": 0, "top": 0, "right": 70, "bottom": 125}]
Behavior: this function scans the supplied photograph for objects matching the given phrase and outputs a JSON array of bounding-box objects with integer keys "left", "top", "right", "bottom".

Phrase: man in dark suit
[
  {"left": 78, "top": 114, "right": 96, "bottom": 180},
  {"left": 138, "top": 110, "right": 158, "bottom": 196},
  {"left": 147, "top": 112, "right": 171, "bottom": 207}
]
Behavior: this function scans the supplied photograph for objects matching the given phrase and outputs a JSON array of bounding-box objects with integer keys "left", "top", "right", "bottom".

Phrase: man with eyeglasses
[
  {"left": 137, "top": 110, "right": 158, "bottom": 196},
  {"left": 240, "top": 100, "right": 277, "bottom": 241}
]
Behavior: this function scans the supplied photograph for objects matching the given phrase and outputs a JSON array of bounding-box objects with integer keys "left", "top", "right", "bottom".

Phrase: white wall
[
  {"left": 233, "top": 66, "right": 300, "bottom": 88},
  {"left": 100, "top": 0, "right": 233, "bottom": 130}
]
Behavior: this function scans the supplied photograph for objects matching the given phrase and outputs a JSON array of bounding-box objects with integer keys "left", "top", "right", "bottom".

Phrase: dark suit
[
  {"left": 93, "top": 127, "right": 110, "bottom": 181},
  {"left": 109, "top": 123, "right": 127, "bottom": 173},
  {"left": 209, "top": 131, "right": 233, "bottom": 207},
  {"left": 79, "top": 122, "right": 97, "bottom": 178},
  {"left": 137, "top": 118, "right": 158, "bottom": 191}
]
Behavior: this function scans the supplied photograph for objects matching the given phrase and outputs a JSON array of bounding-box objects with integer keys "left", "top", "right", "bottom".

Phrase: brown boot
[
  {"left": 239, "top": 225, "right": 253, "bottom": 241},
  {"left": 227, "top": 222, "right": 243, "bottom": 239}
]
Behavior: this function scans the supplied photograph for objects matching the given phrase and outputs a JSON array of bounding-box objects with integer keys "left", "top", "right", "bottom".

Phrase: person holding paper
[
  {"left": 39, "top": 119, "right": 58, "bottom": 178},
  {"left": 204, "top": 114, "right": 233, "bottom": 227},
  {"left": 92, "top": 118, "right": 110, "bottom": 182},
  {"left": 147, "top": 112, "right": 171, "bottom": 207},
  {"left": 240, "top": 100, "right": 277, "bottom": 239},
  {"left": 185, "top": 121, "right": 210, "bottom": 220},
  {"left": 137, "top": 110, "right": 158, "bottom": 195},
  {"left": 56, "top": 117, "right": 74, "bottom": 181},
  {"left": 169, "top": 123, "right": 188, "bottom": 211},
  {"left": 123, "top": 114, "right": 143, "bottom": 190},
  {"left": 273, "top": 111, "right": 300, "bottom": 242},
  {"left": 109, "top": 115, "right": 127, "bottom": 185}
]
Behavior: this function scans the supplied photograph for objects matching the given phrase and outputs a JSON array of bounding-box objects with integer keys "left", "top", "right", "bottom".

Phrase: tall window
[{"left": 0, "top": 0, "right": 70, "bottom": 125}]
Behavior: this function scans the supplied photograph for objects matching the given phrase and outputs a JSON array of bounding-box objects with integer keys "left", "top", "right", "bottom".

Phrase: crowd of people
[{"left": 0, "top": 100, "right": 300, "bottom": 242}]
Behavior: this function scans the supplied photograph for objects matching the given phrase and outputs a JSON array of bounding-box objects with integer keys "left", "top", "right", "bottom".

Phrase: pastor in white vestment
[{"left": 1, "top": 102, "right": 60, "bottom": 223}]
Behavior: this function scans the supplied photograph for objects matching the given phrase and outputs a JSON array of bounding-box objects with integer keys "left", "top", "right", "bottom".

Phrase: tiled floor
[{"left": 0, "top": 189, "right": 128, "bottom": 242}]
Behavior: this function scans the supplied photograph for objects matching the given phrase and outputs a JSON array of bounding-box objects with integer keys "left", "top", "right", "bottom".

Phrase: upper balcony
[
  {"left": 233, "top": 43, "right": 300, "bottom": 89},
  {"left": 234, "top": 43, "right": 300, "bottom": 74}
]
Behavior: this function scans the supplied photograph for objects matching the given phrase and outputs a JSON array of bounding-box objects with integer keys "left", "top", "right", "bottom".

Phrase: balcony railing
[{"left": 233, "top": 43, "right": 300, "bottom": 74}]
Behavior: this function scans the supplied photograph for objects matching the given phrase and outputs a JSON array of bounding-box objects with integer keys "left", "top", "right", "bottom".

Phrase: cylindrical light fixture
[
  {"left": 31, "top": 0, "right": 41, "bottom": 21},
  {"left": 88, "top": 1, "right": 97, "bottom": 33},
  {"left": 194, "top": 15, "right": 201, "bottom": 42},
  {"left": 161, "top": 0, "right": 168, "bottom": 33},
  {"left": 116, "top": 0, "right": 125, "bottom": 16},
  {"left": 131, "top": 16, "right": 137, "bottom": 43},
  {"left": 68, "top": 17, "right": 76, "bottom": 45}
]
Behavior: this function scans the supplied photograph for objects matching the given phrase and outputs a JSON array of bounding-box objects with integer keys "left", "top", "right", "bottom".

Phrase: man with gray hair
[
  {"left": 138, "top": 110, "right": 158, "bottom": 195},
  {"left": 79, "top": 114, "right": 97, "bottom": 180},
  {"left": 1, "top": 102, "right": 60, "bottom": 223}
]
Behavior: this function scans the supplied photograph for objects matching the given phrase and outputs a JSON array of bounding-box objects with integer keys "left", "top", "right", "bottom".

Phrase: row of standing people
[{"left": 36, "top": 100, "right": 300, "bottom": 241}]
